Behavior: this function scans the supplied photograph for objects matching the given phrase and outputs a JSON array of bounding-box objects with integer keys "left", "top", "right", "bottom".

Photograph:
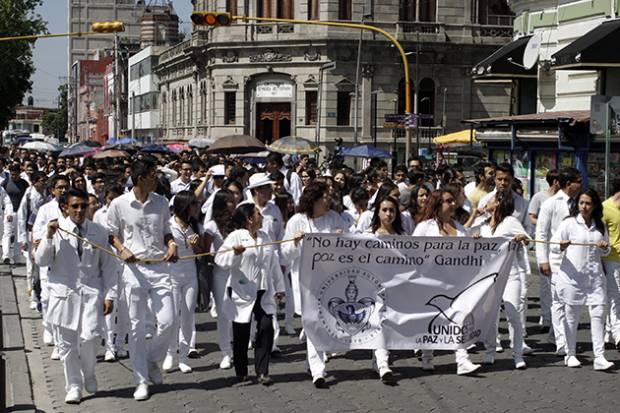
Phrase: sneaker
[
  {"left": 148, "top": 362, "right": 164, "bottom": 384},
  {"left": 64, "top": 387, "right": 81, "bottom": 404},
  {"left": 299, "top": 329, "right": 306, "bottom": 343},
  {"left": 3, "top": 258, "right": 11, "bottom": 265},
  {"left": 313, "top": 376, "right": 328, "bottom": 389},
  {"left": 104, "top": 350, "right": 117, "bottom": 362},
  {"left": 219, "top": 355, "right": 233, "bottom": 369},
  {"left": 522, "top": 344, "right": 534, "bottom": 355},
  {"left": 420, "top": 358, "right": 435, "bottom": 371},
  {"left": 162, "top": 354, "right": 174, "bottom": 372},
  {"left": 482, "top": 353, "right": 495, "bottom": 365},
  {"left": 29, "top": 300, "right": 38, "bottom": 310},
  {"left": 271, "top": 345, "right": 282, "bottom": 354},
  {"left": 258, "top": 374, "right": 273, "bottom": 386},
  {"left": 457, "top": 360, "right": 481, "bottom": 375},
  {"left": 43, "top": 329, "right": 54, "bottom": 346},
  {"left": 564, "top": 355, "right": 581, "bottom": 368},
  {"left": 178, "top": 362, "right": 193, "bottom": 373},
  {"left": 133, "top": 383, "right": 149, "bottom": 401},
  {"left": 514, "top": 357, "right": 527, "bottom": 369},
  {"left": 84, "top": 375, "right": 97, "bottom": 394},
  {"left": 495, "top": 345, "right": 504, "bottom": 353},
  {"left": 50, "top": 347, "right": 60, "bottom": 360},
  {"left": 593, "top": 357, "right": 614, "bottom": 371},
  {"left": 378, "top": 366, "right": 395, "bottom": 385}
]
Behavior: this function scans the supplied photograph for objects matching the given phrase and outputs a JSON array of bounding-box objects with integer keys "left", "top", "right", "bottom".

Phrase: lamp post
[{"left": 315, "top": 61, "right": 336, "bottom": 161}]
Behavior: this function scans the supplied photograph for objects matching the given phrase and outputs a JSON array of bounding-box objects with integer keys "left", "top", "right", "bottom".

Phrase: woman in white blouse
[
  {"left": 204, "top": 189, "right": 237, "bottom": 370},
  {"left": 163, "top": 191, "right": 206, "bottom": 374},
  {"left": 413, "top": 189, "right": 481, "bottom": 375},
  {"left": 551, "top": 188, "right": 613, "bottom": 370},
  {"left": 215, "top": 203, "right": 285, "bottom": 385},
  {"left": 281, "top": 181, "right": 349, "bottom": 388},
  {"left": 470, "top": 189, "right": 529, "bottom": 369}
]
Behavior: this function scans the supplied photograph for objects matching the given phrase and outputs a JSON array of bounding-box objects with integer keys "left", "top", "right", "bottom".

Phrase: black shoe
[
  {"left": 258, "top": 375, "right": 273, "bottom": 386},
  {"left": 381, "top": 371, "right": 396, "bottom": 385},
  {"left": 616, "top": 341, "right": 620, "bottom": 352},
  {"left": 187, "top": 350, "right": 200, "bottom": 359},
  {"left": 313, "top": 377, "right": 328, "bottom": 389},
  {"left": 3, "top": 258, "right": 10, "bottom": 265},
  {"left": 236, "top": 375, "right": 249, "bottom": 384},
  {"left": 540, "top": 325, "right": 550, "bottom": 334}
]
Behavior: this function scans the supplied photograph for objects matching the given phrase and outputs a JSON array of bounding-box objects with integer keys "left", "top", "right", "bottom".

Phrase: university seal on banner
[{"left": 317, "top": 267, "right": 385, "bottom": 345}]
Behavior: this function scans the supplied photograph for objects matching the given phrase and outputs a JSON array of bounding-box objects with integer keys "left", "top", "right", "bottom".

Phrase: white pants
[
  {"left": 55, "top": 325, "right": 98, "bottom": 392},
  {"left": 167, "top": 276, "right": 198, "bottom": 362},
  {"left": 40, "top": 276, "right": 53, "bottom": 340},
  {"left": 2, "top": 214, "right": 18, "bottom": 261},
  {"left": 564, "top": 304, "right": 606, "bottom": 358},
  {"left": 550, "top": 276, "right": 566, "bottom": 352},
  {"left": 373, "top": 348, "right": 389, "bottom": 370},
  {"left": 519, "top": 270, "right": 528, "bottom": 334},
  {"left": 284, "top": 271, "right": 295, "bottom": 330},
  {"left": 538, "top": 272, "right": 552, "bottom": 326},
  {"left": 306, "top": 336, "right": 326, "bottom": 381},
  {"left": 421, "top": 348, "right": 472, "bottom": 366},
  {"left": 123, "top": 263, "right": 175, "bottom": 385},
  {"left": 488, "top": 274, "right": 524, "bottom": 358},
  {"left": 212, "top": 272, "right": 232, "bottom": 357},
  {"left": 104, "top": 280, "right": 129, "bottom": 353},
  {"left": 603, "top": 261, "right": 620, "bottom": 343}
]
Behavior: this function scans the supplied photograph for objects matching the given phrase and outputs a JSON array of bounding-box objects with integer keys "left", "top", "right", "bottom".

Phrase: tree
[
  {"left": 0, "top": 0, "right": 47, "bottom": 129},
  {"left": 41, "top": 84, "right": 68, "bottom": 140}
]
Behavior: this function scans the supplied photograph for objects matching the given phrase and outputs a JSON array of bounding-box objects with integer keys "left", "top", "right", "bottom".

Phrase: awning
[
  {"left": 552, "top": 19, "right": 620, "bottom": 70},
  {"left": 433, "top": 130, "right": 476, "bottom": 145},
  {"left": 472, "top": 36, "right": 537, "bottom": 79}
]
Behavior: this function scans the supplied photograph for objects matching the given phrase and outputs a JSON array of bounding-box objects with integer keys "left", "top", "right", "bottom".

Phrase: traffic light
[
  {"left": 91, "top": 21, "right": 125, "bottom": 33},
  {"left": 190, "top": 12, "right": 232, "bottom": 26}
]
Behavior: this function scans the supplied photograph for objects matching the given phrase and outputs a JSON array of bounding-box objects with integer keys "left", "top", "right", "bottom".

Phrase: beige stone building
[{"left": 156, "top": 0, "right": 515, "bottom": 160}]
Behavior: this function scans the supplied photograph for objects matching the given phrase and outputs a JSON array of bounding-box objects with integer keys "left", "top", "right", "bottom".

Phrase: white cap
[
  {"left": 247, "top": 172, "right": 275, "bottom": 190},
  {"left": 209, "top": 164, "right": 225, "bottom": 176}
]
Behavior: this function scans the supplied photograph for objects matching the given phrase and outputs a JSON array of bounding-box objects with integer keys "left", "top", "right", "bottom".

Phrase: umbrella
[
  {"left": 60, "top": 141, "right": 101, "bottom": 157},
  {"left": 167, "top": 143, "right": 190, "bottom": 153},
  {"left": 21, "top": 141, "right": 61, "bottom": 152},
  {"left": 433, "top": 130, "right": 477, "bottom": 146},
  {"left": 205, "top": 135, "right": 266, "bottom": 154},
  {"left": 266, "top": 136, "right": 319, "bottom": 155},
  {"left": 92, "top": 149, "right": 129, "bottom": 159},
  {"left": 188, "top": 137, "right": 214, "bottom": 148},
  {"left": 340, "top": 144, "right": 391, "bottom": 159},
  {"left": 107, "top": 137, "right": 137, "bottom": 146},
  {"left": 141, "top": 143, "right": 171, "bottom": 154}
]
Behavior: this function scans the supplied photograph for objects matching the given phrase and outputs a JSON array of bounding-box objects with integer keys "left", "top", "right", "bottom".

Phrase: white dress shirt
[
  {"left": 479, "top": 189, "right": 528, "bottom": 225},
  {"left": 16, "top": 186, "right": 45, "bottom": 244},
  {"left": 170, "top": 177, "right": 192, "bottom": 195},
  {"left": 535, "top": 189, "right": 572, "bottom": 267},
  {"left": 281, "top": 167, "right": 303, "bottom": 206}
]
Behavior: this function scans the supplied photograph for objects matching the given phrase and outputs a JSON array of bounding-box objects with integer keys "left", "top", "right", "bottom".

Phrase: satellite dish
[{"left": 523, "top": 33, "right": 542, "bottom": 70}]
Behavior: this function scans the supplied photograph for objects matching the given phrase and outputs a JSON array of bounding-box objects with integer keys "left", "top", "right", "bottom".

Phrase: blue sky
[{"left": 29, "top": 0, "right": 193, "bottom": 107}]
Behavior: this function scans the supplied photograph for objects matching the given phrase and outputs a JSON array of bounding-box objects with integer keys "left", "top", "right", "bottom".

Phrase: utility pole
[
  {"left": 315, "top": 61, "right": 336, "bottom": 161},
  {"left": 114, "top": 33, "right": 121, "bottom": 139}
]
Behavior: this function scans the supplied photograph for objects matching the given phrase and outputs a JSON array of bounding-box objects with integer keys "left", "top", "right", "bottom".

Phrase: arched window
[
  {"left": 179, "top": 87, "right": 185, "bottom": 125},
  {"left": 187, "top": 86, "right": 193, "bottom": 126},
  {"left": 257, "top": 0, "right": 272, "bottom": 18},
  {"left": 307, "top": 0, "right": 319, "bottom": 20},
  {"left": 172, "top": 90, "right": 177, "bottom": 125},
  {"left": 418, "top": 78, "right": 435, "bottom": 127},
  {"left": 277, "top": 0, "right": 294, "bottom": 19}
]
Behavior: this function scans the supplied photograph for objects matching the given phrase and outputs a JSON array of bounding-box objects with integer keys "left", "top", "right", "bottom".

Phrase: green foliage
[
  {"left": 41, "top": 84, "right": 68, "bottom": 140},
  {"left": 0, "top": 0, "right": 47, "bottom": 129}
]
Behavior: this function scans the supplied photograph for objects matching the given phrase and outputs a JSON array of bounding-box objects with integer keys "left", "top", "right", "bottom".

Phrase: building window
[
  {"left": 307, "top": 0, "right": 319, "bottom": 20},
  {"left": 172, "top": 90, "right": 177, "bottom": 125},
  {"left": 257, "top": 0, "right": 272, "bottom": 18},
  {"left": 224, "top": 91, "right": 236, "bottom": 124},
  {"left": 200, "top": 83, "right": 206, "bottom": 124},
  {"left": 418, "top": 78, "right": 435, "bottom": 127},
  {"left": 336, "top": 91, "right": 351, "bottom": 126},
  {"left": 399, "top": 0, "right": 415, "bottom": 21},
  {"left": 162, "top": 92, "right": 167, "bottom": 127},
  {"left": 475, "top": 0, "right": 513, "bottom": 25},
  {"left": 277, "top": 0, "right": 293, "bottom": 19},
  {"left": 226, "top": 0, "right": 237, "bottom": 15},
  {"left": 305, "top": 90, "right": 318, "bottom": 125},
  {"left": 188, "top": 86, "right": 193, "bottom": 126},
  {"left": 338, "top": 0, "right": 351, "bottom": 21}
]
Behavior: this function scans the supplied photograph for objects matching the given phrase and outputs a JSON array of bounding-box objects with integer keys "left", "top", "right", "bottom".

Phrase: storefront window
[{"left": 534, "top": 152, "right": 557, "bottom": 194}]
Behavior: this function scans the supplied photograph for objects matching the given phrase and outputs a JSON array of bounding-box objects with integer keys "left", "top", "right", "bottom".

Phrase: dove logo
[
  {"left": 415, "top": 272, "right": 499, "bottom": 346},
  {"left": 317, "top": 267, "right": 385, "bottom": 345}
]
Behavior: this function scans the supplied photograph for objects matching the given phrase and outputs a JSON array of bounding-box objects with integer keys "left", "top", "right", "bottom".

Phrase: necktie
[{"left": 74, "top": 225, "right": 83, "bottom": 259}]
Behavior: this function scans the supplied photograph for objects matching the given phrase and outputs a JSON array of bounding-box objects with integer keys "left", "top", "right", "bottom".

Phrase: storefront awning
[
  {"left": 552, "top": 19, "right": 620, "bottom": 70},
  {"left": 472, "top": 36, "right": 538, "bottom": 79}
]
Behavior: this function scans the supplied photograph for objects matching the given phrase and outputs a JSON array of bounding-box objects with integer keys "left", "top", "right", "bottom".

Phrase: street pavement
[{"left": 6, "top": 263, "right": 620, "bottom": 413}]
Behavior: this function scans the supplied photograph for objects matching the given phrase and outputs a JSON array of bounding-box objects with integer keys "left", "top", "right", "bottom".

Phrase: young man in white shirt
[
  {"left": 535, "top": 167, "right": 582, "bottom": 355},
  {"left": 170, "top": 160, "right": 193, "bottom": 195},
  {"left": 107, "top": 157, "right": 178, "bottom": 401},
  {"left": 34, "top": 189, "right": 117, "bottom": 404}
]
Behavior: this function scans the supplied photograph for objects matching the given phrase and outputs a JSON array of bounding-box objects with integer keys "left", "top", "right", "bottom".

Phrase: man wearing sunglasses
[{"left": 34, "top": 188, "right": 117, "bottom": 405}]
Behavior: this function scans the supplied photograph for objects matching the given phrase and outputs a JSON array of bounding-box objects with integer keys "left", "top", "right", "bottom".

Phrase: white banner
[{"left": 299, "top": 234, "right": 517, "bottom": 351}]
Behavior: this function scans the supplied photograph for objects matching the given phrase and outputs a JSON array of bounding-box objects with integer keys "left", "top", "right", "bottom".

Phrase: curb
[{"left": 0, "top": 265, "right": 36, "bottom": 412}]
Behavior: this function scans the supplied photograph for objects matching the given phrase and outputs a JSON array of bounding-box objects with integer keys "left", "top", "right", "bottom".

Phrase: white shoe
[
  {"left": 299, "top": 329, "right": 306, "bottom": 343},
  {"left": 457, "top": 360, "right": 481, "bottom": 375},
  {"left": 564, "top": 355, "right": 581, "bottom": 368},
  {"left": 145, "top": 332, "right": 153, "bottom": 339},
  {"left": 272, "top": 345, "right": 281, "bottom": 353},
  {"left": 64, "top": 387, "right": 81, "bottom": 404},
  {"left": 133, "top": 383, "right": 149, "bottom": 401},
  {"left": 495, "top": 345, "right": 504, "bottom": 353},
  {"left": 43, "top": 329, "right": 54, "bottom": 346},
  {"left": 178, "top": 362, "right": 193, "bottom": 373},
  {"left": 482, "top": 353, "right": 495, "bottom": 365},
  {"left": 50, "top": 347, "right": 60, "bottom": 360},
  {"left": 593, "top": 357, "right": 614, "bottom": 371},
  {"left": 522, "top": 344, "right": 534, "bottom": 355},
  {"left": 219, "top": 355, "right": 232, "bottom": 369},
  {"left": 210, "top": 304, "right": 218, "bottom": 319},
  {"left": 285, "top": 325, "right": 296, "bottom": 336},
  {"left": 378, "top": 365, "right": 394, "bottom": 383},
  {"left": 420, "top": 358, "right": 435, "bottom": 371},
  {"left": 514, "top": 357, "right": 527, "bottom": 370},
  {"left": 29, "top": 300, "right": 38, "bottom": 310},
  {"left": 148, "top": 362, "right": 164, "bottom": 384},
  {"left": 162, "top": 354, "right": 174, "bottom": 372},
  {"left": 104, "top": 350, "right": 117, "bottom": 362},
  {"left": 84, "top": 375, "right": 97, "bottom": 394}
]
